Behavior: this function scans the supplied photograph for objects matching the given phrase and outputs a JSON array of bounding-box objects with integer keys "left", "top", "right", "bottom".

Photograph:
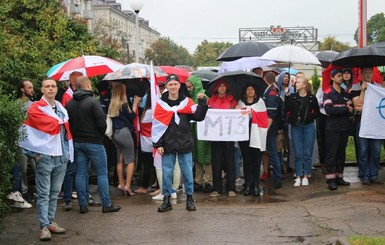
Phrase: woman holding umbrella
[
  {"left": 208, "top": 81, "right": 239, "bottom": 197},
  {"left": 285, "top": 77, "right": 320, "bottom": 187},
  {"left": 238, "top": 85, "right": 268, "bottom": 195}
]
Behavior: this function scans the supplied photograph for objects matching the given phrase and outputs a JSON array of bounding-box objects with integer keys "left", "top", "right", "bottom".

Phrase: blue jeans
[
  {"left": 266, "top": 133, "right": 282, "bottom": 182},
  {"left": 356, "top": 122, "right": 383, "bottom": 181},
  {"left": 162, "top": 152, "right": 193, "bottom": 196},
  {"left": 35, "top": 154, "right": 67, "bottom": 228},
  {"left": 291, "top": 123, "right": 315, "bottom": 177},
  {"left": 74, "top": 142, "right": 111, "bottom": 207},
  {"left": 63, "top": 160, "right": 77, "bottom": 204}
]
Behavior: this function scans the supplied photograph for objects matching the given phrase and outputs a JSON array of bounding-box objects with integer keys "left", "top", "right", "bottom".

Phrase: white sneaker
[
  {"left": 152, "top": 193, "right": 164, "bottom": 201},
  {"left": 7, "top": 191, "right": 25, "bottom": 202},
  {"left": 171, "top": 193, "right": 177, "bottom": 199},
  {"left": 302, "top": 177, "right": 309, "bottom": 186},
  {"left": 71, "top": 191, "right": 78, "bottom": 199},
  {"left": 293, "top": 178, "right": 301, "bottom": 187},
  {"left": 13, "top": 201, "right": 32, "bottom": 209}
]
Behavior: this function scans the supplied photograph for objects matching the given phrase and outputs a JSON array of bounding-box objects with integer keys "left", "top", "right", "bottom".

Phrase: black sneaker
[
  {"left": 102, "top": 203, "right": 121, "bottom": 213},
  {"left": 370, "top": 179, "right": 383, "bottom": 185},
  {"left": 273, "top": 182, "right": 282, "bottom": 189},
  {"left": 328, "top": 182, "right": 337, "bottom": 191},
  {"left": 64, "top": 202, "right": 72, "bottom": 211},
  {"left": 79, "top": 206, "right": 88, "bottom": 214},
  {"left": 336, "top": 178, "right": 350, "bottom": 186}
]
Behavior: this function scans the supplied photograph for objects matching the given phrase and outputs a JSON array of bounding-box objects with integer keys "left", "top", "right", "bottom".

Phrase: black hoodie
[{"left": 66, "top": 89, "right": 107, "bottom": 144}]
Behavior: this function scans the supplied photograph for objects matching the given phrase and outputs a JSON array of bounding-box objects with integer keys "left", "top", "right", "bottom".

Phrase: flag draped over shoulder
[
  {"left": 359, "top": 83, "right": 385, "bottom": 139},
  {"left": 19, "top": 98, "right": 74, "bottom": 162},
  {"left": 140, "top": 109, "right": 153, "bottom": 153},
  {"left": 238, "top": 99, "right": 268, "bottom": 151},
  {"left": 152, "top": 97, "right": 197, "bottom": 144}
]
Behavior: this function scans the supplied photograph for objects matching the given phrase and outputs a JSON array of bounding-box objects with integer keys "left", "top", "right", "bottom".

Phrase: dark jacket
[
  {"left": 285, "top": 92, "right": 320, "bottom": 125},
  {"left": 261, "top": 85, "right": 281, "bottom": 135},
  {"left": 153, "top": 92, "right": 208, "bottom": 153},
  {"left": 323, "top": 87, "right": 352, "bottom": 132},
  {"left": 66, "top": 89, "right": 106, "bottom": 144}
]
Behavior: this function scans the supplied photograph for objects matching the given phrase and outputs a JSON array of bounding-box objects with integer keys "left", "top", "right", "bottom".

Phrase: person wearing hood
[
  {"left": 277, "top": 71, "right": 294, "bottom": 99},
  {"left": 208, "top": 80, "right": 240, "bottom": 197},
  {"left": 342, "top": 68, "right": 353, "bottom": 92},
  {"left": 66, "top": 76, "right": 121, "bottom": 214},
  {"left": 186, "top": 75, "right": 212, "bottom": 193}
]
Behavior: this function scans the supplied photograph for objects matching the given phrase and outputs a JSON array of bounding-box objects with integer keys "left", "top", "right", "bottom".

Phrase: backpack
[{"left": 262, "top": 86, "right": 284, "bottom": 130}]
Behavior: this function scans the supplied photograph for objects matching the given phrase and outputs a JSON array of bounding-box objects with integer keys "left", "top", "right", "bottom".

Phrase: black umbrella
[
  {"left": 97, "top": 78, "right": 149, "bottom": 97},
  {"left": 316, "top": 50, "right": 339, "bottom": 68},
  {"left": 205, "top": 71, "right": 267, "bottom": 101},
  {"left": 191, "top": 69, "right": 218, "bottom": 90},
  {"left": 216, "top": 41, "right": 273, "bottom": 61},
  {"left": 331, "top": 45, "right": 385, "bottom": 67}
]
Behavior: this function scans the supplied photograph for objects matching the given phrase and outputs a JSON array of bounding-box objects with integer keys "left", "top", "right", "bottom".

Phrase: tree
[
  {"left": 0, "top": 0, "right": 120, "bottom": 94},
  {"left": 193, "top": 40, "right": 233, "bottom": 67},
  {"left": 319, "top": 36, "right": 351, "bottom": 52},
  {"left": 354, "top": 13, "right": 385, "bottom": 44},
  {"left": 144, "top": 37, "right": 193, "bottom": 66}
]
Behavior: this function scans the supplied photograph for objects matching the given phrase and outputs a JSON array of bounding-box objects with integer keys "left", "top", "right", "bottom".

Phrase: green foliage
[
  {"left": 349, "top": 235, "right": 385, "bottom": 245},
  {"left": 0, "top": 0, "right": 120, "bottom": 95},
  {"left": 144, "top": 37, "right": 193, "bottom": 66},
  {"left": 193, "top": 40, "right": 233, "bottom": 67},
  {"left": 354, "top": 13, "right": 385, "bottom": 44},
  {"left": 319, "top": 36, "right": 351, "bottom": 51},
  {"left": 310, "top": 68, "right": 320, "bottom": 93},
  {"left": 0, "top": 90, "right": 25, "bottom": 232}
]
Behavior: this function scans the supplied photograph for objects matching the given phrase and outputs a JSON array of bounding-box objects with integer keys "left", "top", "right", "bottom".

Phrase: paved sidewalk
[{"left": 1, "top": 167, "right": 385, "bottom": 244}]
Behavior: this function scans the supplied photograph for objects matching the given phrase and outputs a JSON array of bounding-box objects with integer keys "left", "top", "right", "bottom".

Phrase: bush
[{"left": 0, "top": 90, "right": 25, "bottom": 232}]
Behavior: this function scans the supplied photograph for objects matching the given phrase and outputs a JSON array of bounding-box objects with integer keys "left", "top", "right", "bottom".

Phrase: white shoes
[
  {"left": 152, "top": 192, "right": 177, "bottom": 200},
  {"left": 293, "top": 178, "right": 301, "bottom": 187},
  {"left": 7, "top": 191, "right": 25, "bottom": 202},
  {"left": 12, "top": 201, "right": 32, "bottom": 209},
  {"left": 302, "top": 177, "right": 309, "bottom": 186},
  {"left": 294, "top": 177, "right": 309, "bottom": 187}
]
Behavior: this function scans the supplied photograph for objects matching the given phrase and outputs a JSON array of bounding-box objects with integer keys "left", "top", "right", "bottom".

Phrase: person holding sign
[
  {"left": 152, "top": 74, "right": 208, "bottom": 212},
  {"left": 238, "top": 85, "right": 268, "bottom": 196},
  {"left": 208, "top": 81, "right": 240, "bottom": 197}
]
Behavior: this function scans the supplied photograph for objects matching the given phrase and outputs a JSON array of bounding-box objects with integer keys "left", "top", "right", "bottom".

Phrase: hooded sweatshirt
[
  {"left": 187, "top": 75, "right": 207, "bottom": 103},
  {"left": 66, "top": 89, "right": 107, "bottom": 144},
  {"left": 277, "top": 71, "right": 294, "bottom": 99}
]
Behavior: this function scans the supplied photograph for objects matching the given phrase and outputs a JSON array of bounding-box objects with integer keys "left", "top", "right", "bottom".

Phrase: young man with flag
[
  {"left": 152, "top": 74, "right": 208, "bottom": 212},
  {"left": 19, "top": 79, "right": 73, "bottom": 241}
]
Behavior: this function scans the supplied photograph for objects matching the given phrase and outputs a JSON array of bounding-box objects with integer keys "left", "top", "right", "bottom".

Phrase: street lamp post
[{"left": 130, "top": 0, "right": 144, "bottom": 63}]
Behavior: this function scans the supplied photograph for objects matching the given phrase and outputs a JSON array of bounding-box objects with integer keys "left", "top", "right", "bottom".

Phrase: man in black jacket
[
  {"left": 66, "top": 76, "right": 120, "bottom": 214},
  {"left": 153, "top": 74, "right": 208, "bottom": 212}
]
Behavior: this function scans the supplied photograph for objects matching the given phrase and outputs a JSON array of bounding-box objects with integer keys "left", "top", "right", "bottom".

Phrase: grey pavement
[{"left": 1, "top": 167, "right": 385, "bottom": 245}]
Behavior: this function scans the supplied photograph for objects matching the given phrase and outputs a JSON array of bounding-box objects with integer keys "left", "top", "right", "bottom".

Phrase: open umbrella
[
  {"left": 316, "top": 50, "right": 339, "bottom": 68},
  {"left": 159, "top": 66, "right": 190, "bottom": 83},
  {"left": 331, "top": 45, "right": 385, "bottom": 67},
  {"left": 47, "top": 55, "right": 124, "bottom": 81},
  {"left": 205, "top": 71, "right": 268, "bottom": 101},
  {"left": 261, "top": 45, "right": 321, "bottom": 66},
  {"left": 218, "top": 57, "right": 276, "bottom": 74},
  {"left": 216, "top": 41, "right": 273, "bottom": 61},
  {"left": 191, "top": 69, "right": 217, "bottom": 90}
]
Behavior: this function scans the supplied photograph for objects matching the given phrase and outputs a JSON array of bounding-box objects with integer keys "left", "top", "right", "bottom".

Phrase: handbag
[{"left": 105, "top": 115, "right": 113, "bottom": 139}]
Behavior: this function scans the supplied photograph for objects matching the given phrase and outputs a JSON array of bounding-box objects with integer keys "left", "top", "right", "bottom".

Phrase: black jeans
[
  {"left": 211, "top": 141, "right": 235, "bottom": 193},
  {"left": 239, "top": 141, "right": 262, "bottom": 189}
]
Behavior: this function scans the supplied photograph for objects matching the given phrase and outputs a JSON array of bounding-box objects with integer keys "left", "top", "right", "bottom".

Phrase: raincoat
[{"left": 187, "top": 75, "right": 211, "bottom": 165}]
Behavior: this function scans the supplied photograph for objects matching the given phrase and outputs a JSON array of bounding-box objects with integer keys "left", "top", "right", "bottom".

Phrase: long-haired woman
[{"left": 108, "top": 83, "right": 141, "bottom": 196}]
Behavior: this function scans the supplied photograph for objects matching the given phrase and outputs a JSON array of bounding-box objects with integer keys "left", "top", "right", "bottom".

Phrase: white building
[{"left": 61, "top": 0, "right": 160, "bottom": 63}]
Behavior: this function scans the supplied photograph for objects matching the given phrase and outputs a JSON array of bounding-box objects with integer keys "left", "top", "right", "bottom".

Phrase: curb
[{"left": 336, "top": 237, "right": 351, "bottom": 245}]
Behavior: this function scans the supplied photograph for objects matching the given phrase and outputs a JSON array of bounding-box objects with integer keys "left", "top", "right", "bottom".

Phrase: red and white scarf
[
  {"left": 19, "top": 97, "right": 74, "bottom": 162},
  {"left": 238, "top": 99, "right": 268, "bottom": 151},
  {"left": 61, "top": 87, "right": 73, "bottom": 107},
  {"left": 152, "top": 97, "right": 197, "bottom": 144}
]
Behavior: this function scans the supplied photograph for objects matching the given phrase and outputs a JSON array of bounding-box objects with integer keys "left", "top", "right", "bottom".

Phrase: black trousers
[
  {"left": 239, "top": 141, "right": 262, "bottom": 189},
  {"left": 324, "top": 130, "right": 349, "bottom": 180},
  {"left": 211, "top": 142, "right": 235, "bottom": 192},
  {"left": 139, "top": 152, "right": 155, "bottom": 188}
]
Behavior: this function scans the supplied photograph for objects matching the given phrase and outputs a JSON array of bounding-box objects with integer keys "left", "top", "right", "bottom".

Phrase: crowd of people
[{"left": 7, "top": 65, "right": 385, "bottom": 241}]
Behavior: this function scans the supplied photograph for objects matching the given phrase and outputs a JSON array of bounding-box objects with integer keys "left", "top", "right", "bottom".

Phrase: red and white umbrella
[{"left": 47, "top": 55, "right": 124, "bottom": 81}]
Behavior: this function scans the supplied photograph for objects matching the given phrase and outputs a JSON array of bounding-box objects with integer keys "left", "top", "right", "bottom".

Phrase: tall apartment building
[{"left": 61, "top": 0, "right": 160, "bottom": 63}]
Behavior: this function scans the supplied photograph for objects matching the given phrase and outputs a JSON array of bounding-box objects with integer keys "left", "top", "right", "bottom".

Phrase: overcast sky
[{"left": 117, "top": 0, "right": 384, "bottom": 53}]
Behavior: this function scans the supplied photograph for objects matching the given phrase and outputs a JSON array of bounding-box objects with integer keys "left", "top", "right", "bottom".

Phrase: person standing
[
  {"left": 153, "top": 74, "right": 208, "bottom": 212},
  {"left": 285, "top": 77, "right": 320, "bottom": 187},
  {"left": 323, "top": 69, "right": 353, "bottom": 190},
  {"left": 351, "top": 67, "right": 384, "bottom": 185},
  {"left": 66, "top": 76, "right": 121, "bottom": 214},
  {"left": 19, "top": 79, "right": 72, "bottom": 241},
  {"left": 208, "top": 81, "right": 239, "bottom": 197},
  {"left": 238, "top": 85, "right": 268, "bottom": 195}
]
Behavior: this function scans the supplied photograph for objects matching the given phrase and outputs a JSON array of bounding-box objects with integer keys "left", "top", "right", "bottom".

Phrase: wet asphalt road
[{"left": 1, "top": 167, "right": 385, "bottom": 245}]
